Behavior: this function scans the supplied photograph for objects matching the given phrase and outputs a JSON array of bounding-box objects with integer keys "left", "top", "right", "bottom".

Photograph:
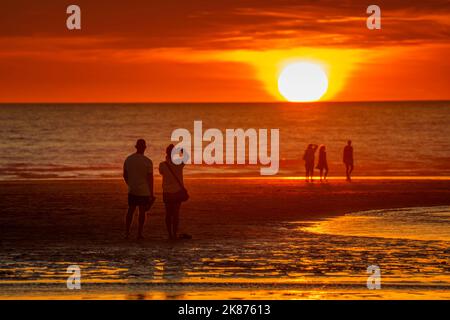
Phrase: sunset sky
[{"left": 1, "top": 0, "right": 449, "bottom": 102}]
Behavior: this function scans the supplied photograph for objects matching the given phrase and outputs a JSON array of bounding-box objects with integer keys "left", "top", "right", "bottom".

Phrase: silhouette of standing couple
[
  {"left": 123, "top": 139, "right": 189, "bottom": 241},
  {"left": 303, "top": 140, "right": 354, "bottom": 182}
]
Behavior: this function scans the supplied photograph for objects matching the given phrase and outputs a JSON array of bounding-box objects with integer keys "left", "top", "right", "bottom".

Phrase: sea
[{"left": 0, "top": 101, "right": 449, "bottom": 179}]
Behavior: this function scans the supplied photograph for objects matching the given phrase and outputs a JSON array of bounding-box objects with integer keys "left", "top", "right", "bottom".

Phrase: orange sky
[{"left": 0, "top": 0, "right": 449, "bottom": 102}]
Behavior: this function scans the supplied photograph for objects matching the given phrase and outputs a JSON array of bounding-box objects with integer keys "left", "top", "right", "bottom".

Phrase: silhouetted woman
[
  {"left": 303, "top": 144, "right": 318, "bottom": 182},
  {"left": 159, "top": 144, "right": 188, "bottom": 240},
  {"left": 316, "top": 145, "right": 329, "bottom": 182}
]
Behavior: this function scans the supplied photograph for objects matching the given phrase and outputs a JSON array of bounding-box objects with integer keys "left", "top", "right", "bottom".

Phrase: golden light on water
[{"left": 277, "top": 62, "right": 328, "bottom": 102}]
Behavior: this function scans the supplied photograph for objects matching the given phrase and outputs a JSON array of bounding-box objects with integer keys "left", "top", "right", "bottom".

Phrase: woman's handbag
[{"left": 165, "top": 162, "right": 189, "bottom": 202}]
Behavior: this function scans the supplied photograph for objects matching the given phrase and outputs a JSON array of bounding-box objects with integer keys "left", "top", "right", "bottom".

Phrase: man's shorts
[{"left": 128, "top": 194, "right": 150, "bottom": 206}]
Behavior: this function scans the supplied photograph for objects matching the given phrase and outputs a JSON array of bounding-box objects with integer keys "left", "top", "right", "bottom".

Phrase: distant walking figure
[
  {"left": 316, "top": 145, "right": 329, "bottom": 182},
  {"left": 303, "top": 144, "right": 318, "bottom": 182},
  {"left": 159, "top": 144, "right": 189, "bottom": 240},
  {"left": 123, "top": 139, "right": 155, "bottom": 240},
  {"left": 343, "top": 140, "right": 354, "bottom": 182}
]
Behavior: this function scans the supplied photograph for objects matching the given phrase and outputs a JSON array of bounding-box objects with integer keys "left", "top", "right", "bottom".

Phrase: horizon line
[
  {"left": 2, "top": 176, "right": 450, "bottom": 183},
  {"left": 1, "top": 99, "right": 450, "bottom": 105}
]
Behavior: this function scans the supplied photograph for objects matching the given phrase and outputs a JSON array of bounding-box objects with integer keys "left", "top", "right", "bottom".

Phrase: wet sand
[{"left": 0, "top": 178, "right": 449, "bottom": 299}]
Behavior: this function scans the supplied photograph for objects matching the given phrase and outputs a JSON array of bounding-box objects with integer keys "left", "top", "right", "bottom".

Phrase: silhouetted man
[
  {"left": 123, "top": 139, "right": 155, "bottom": 240},
  {"left": 343, "top": 140, "right": 354, "bottom": 182}
]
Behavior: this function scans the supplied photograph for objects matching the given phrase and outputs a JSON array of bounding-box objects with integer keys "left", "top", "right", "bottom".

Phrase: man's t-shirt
[{"left": 124, "top": 153, "right": 153, "bottom": 196}]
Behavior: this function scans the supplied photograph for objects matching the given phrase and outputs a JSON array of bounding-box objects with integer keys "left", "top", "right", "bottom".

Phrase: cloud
[
  {"left": 1, "top": 0, "right": 449, "bottom": 52},
  {"left": 1, "top": 0, "right": 449, "bottom": 102}
]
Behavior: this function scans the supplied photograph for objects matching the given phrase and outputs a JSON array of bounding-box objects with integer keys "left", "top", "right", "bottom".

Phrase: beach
[
  {"left": 1, "top": 178, "right": 449, "bottom": 299},
  {"left": 1, "top": 0, "right": 450, "bottom": 307}
]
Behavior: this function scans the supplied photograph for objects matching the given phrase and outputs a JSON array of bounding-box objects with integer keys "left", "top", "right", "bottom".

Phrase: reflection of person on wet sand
[
  {"left": 303, "top": 144, "right": 318, "bottom": 182},
  {"left": 343, "top": 140, "right": 354, "bottom": 182},
  {"left": 316, "top": 145, "right": 329, "bottom": 182}
]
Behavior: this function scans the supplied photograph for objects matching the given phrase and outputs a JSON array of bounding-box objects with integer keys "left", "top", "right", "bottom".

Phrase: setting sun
[{"left": 278, "top": 62, "right": 329, "bottom": 102}]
